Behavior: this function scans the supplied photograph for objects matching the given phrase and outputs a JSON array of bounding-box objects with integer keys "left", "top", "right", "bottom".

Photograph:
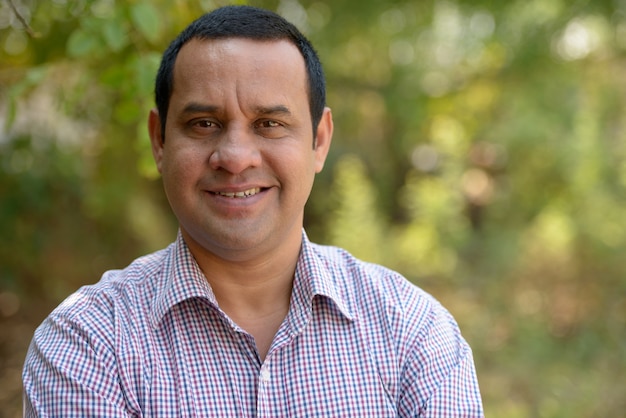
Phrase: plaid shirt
[{"left": 23, "top": 231, "right": 483, "bottom": 417}]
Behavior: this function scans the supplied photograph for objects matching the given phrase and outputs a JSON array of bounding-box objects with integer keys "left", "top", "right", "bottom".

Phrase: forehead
[{"left": 173, "top": 37, "right": 307, "bottom": 88}]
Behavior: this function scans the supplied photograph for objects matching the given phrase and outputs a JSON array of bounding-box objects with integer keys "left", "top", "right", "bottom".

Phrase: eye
[
  {"left": 194, "top": 119, "right": 217, "bottom": 128},
  {"left": 255, "top": 119, "right": 287, "bottom": 139},
  {"left": 184, "top": 118, "right": 221, "bottom": 138},
  {"left": 259, "top": 120, "right": 281, "bottom": 128},
  {"left": 187, "top": 118, "right": 220, "bottom": 134}
]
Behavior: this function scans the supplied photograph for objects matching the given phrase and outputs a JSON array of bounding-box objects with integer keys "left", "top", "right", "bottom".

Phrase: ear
[
  {"left": 314, "top": 107, "right": 334, "bottom": 173},
  {"left": 148, "top": 108, "right": 164, "bottom": 174}
]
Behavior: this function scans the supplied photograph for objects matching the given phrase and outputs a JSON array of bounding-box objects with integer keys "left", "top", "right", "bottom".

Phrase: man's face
[{"left": 149, "top": 38, "right": 332, "bottom": 261}]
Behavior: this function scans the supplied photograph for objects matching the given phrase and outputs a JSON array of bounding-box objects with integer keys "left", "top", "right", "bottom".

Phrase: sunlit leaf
[
  {"left": 130, "top": 2, "right": 162, "bottom": 44},
  {"left": 102, "top": 18, "right": 128, "bottom": 52},
  {"left": 133, "top": 52, "right": 161, "bottom": 96},
  {"left": 66, "top": 28, "right": 99, "bottom": 57}
]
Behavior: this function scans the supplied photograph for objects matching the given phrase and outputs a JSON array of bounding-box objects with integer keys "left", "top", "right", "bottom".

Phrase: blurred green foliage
[{"left": 1, "top": 0, "right": 626, "bottom": 416}]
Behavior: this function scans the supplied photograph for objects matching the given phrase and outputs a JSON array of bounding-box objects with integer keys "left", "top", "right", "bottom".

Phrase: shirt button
[{"left": 260, "top": 368, "right": 271, "bottom": 382}]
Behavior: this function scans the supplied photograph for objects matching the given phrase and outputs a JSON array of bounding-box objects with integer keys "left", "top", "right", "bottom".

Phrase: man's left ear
[
  {"left": 148, "top": 108, "right": 164, "bottom": 174},
  {"left": 314, "top": 107, "right": 333, "bottom": 173}
]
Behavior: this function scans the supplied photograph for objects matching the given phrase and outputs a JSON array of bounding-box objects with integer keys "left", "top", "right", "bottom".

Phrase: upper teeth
[{"left": 216, "top": 188, "right": 260, "bottom": 198}]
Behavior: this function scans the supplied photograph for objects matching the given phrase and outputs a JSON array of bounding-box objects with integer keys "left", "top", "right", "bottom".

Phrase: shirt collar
[
  {"left": 150, "top": 231, "right": 217, "bottom": 328},
  {"left": 150, "top": 230, "right": 355, "bottom": 328},
  {"left": 292, "top": 231, "right": 355, "bottom": 322}
]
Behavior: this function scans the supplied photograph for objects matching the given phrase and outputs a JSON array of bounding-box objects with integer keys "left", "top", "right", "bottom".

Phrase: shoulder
[
  {"left": 309, "top": 242, "right": 436, "bottom": 326},
  {"left": 22, "top": 247, "right": 172, "bottom": 416},
  {"left": 308, "top": 242, "right": 469, "bottom": 363},
  {"left": 308, "top": 243, "right": 481, "bottom": 409},
  {"left": 33, "top": 245, "right": 171, "bottom": 352},
  {"left": 62, "top": 247, "right": 168, "bottom": 311},
  {"left": 306, "top": 242, "right": 456, "bottom": 373},
  {"left": 24, "top": 246, "right": 172, "bottom": 397}
]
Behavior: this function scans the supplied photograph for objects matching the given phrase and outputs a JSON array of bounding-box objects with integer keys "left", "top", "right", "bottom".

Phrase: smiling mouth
[{"left": 213, "top": 187, "right": 261, "bottom": 198}]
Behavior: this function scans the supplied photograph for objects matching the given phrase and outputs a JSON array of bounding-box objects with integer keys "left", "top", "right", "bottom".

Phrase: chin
[{"left": 197, "top": 227, "right": 271, "bottom": 254}]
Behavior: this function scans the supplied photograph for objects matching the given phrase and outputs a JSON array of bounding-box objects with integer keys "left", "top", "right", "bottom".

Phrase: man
[{"left": 23, "top": 5, "right": 483, "bottom": 417}]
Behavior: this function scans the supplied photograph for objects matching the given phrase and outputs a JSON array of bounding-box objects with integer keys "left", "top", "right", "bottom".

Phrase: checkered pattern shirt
[{"left": 23, "top": 231, "right": 483, "bottom": 417}]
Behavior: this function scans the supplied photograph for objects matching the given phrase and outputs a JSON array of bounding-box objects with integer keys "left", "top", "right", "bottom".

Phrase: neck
[
  {"left": 202, "top": 255, "right": 296, "bottom": 318},
  {"left": 181, "top": 228, "right": 302, "bottom": 304},
  {"left": 181, "top": 228, "right": 303, "bottom": 360}
]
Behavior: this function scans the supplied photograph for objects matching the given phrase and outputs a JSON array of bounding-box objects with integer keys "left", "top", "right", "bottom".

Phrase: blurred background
[{"left": 1, "top": 0, "right": 625, "bottom": 416}]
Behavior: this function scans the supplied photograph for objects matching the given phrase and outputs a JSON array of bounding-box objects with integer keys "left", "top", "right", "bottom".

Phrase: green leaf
[
  {"left": 4, "top": 67, "right": 48, "bottom": 131},
  {"left": 66, "top": 28, "right": 99, "bottom": 57},
  {"left": 102, "top": 18, "right": 128, "bottom": 52},
  {"left": 4, "top": 96, "right": 17, "bottom": 131},
  {"left": 133, "top": 52, "right": 161, "bottom": 96},
  {"left": 100, "top": 65, "right": 128, "bottom": 88},
  {"left": 114, "top": 99, "right": 141, "bottom": 124},
  {"left": 25, "top": 66, "right": 47, "bottom": 84},
  {"left": 130, "top": 2, "right": 162, "bottom": 44}
]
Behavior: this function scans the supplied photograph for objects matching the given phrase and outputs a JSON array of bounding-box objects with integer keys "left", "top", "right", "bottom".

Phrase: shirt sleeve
[
  {"left": 22, "top": 307, "right": 133, "bottom": 417},
  {"left": 421, "top": 343, "right": 484, "bottom": 417},
  {"left": 398, "top": 301, "right": 484, "bottom": 418}
]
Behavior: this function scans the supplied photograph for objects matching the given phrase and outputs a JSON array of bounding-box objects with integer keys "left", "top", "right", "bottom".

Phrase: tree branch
[{"left": 6, "top": 0, "right": 39, "bottom": 38}]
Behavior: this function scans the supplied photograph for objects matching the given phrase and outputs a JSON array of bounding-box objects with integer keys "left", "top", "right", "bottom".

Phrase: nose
[{"left": 208, "top": 126, "right": 262, "bottom": 174}]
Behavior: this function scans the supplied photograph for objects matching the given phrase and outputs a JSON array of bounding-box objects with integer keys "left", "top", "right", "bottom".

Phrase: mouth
[{"left": 212, "top": 187, "right": 262, "bottom": 198}]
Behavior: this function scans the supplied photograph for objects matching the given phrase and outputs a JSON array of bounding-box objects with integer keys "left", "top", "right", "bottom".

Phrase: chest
[{"left": 122, "top": 303, "right": 398, "bottom": 417}]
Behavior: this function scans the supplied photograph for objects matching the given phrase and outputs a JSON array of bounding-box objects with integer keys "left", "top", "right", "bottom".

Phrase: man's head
[
  {"left": 147, "top": 7, "right": 333, "bottom": 261},
  {"left": 154, "top": 5, "right": 326, "bottom": 143}
]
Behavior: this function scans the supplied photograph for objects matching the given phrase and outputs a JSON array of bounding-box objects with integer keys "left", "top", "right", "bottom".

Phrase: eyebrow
[
  {"left": 181, "top": 103, "right": 220, "bottom": 115},
  {"left": 254, "top": 105, "right": 292, "bottom": 117}
]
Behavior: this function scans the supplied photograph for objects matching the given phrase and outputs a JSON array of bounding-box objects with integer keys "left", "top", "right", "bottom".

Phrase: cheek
[
  {"left": 162, "top": 148, "right": 203, "bottom": 187},
  {"left": 272, "top": 147, "right": 316, "bottom": 177},
  {"left": 276, "top": 149, "right": 318, "bottom": 197}
]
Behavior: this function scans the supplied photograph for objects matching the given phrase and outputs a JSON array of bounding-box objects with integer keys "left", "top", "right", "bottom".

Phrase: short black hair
[{"left": 154, "top": 5, "right": 326, "bottom": 143}]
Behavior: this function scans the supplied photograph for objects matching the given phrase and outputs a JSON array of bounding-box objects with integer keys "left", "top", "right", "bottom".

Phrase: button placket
[
  {"left": 256, "top": 360, "right": 272, "bottom": 417},
  {"left": 259, "top": 363, "right": 271, "bottom": 383}
]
